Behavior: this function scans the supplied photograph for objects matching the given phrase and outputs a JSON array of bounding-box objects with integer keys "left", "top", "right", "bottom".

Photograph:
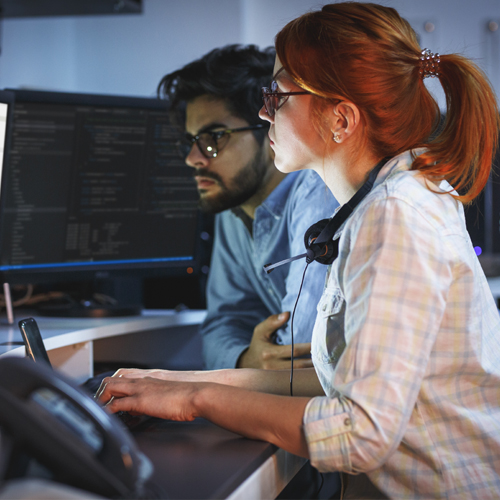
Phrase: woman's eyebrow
[{"left": 272, "top": 67, "right": 286, "bottom": 81}]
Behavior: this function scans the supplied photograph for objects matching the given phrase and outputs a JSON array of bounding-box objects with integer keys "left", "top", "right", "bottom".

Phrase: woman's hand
[{"left": 96, "top": 375, "right": 204, "bottom": 422}]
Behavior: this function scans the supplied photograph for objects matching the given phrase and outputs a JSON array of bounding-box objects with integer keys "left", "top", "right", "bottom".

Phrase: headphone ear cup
[
  {"left": 304, "top": 219, "right": 339, "bottom": 265},
  {"left": 304, "top": 219, "right": 329, "bottom": 249}
]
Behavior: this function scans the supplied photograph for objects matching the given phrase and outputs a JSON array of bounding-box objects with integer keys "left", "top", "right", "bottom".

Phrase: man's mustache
[{"left": 192, "top": 168, "right": 223, "bottom": 185}]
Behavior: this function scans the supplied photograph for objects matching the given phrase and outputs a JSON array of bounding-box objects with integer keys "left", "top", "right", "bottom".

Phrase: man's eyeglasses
[
  {"left": 177, "top": 124, "right": 265, "bottom": 159},
  {"left": 262, "top": 79, "right": 311, "bottom": 118}
]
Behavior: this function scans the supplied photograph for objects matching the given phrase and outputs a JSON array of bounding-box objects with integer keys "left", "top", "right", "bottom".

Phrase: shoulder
[
  {"left": 288, "top": 170, "right": 338, "bottom": 208},
  {"left": 360, "top": 169, "right": 464, "bottom": 236},
  {"left": 260, "top": 170, "right": 338, "bottom": 220},
  {"left": 292, "top": 169, "right": 328, "bottom": 191}
]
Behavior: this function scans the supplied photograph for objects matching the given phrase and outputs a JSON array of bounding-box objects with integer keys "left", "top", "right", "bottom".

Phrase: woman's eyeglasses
[
  {"left": 177, "top": 124, "right": 265, "bottom": 159},
  {"left": 262, "top": 79, "right": 311, "bottom": 117}
]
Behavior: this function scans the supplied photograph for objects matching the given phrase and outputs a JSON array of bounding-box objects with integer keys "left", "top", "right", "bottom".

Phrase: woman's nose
[{"left": 258, "top": 105, "right": 273, "bottom": 123}]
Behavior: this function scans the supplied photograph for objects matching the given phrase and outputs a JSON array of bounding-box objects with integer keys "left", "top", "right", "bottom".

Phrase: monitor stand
[{"left": 36, "top": 277, "right": 143, "bottom": 318}]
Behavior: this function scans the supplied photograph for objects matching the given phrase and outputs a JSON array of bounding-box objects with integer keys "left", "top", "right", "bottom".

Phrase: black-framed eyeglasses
[
  {"left": 177, "top": 124, "right": 265, "bottom": 159},
  {"left": 262, "top": 79, "right": 311, "bottom": 117}
]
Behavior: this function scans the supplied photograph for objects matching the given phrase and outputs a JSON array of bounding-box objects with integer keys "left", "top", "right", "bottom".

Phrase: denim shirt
[{"left": 200, "top": 169, "right": 339, "bottom": 369}]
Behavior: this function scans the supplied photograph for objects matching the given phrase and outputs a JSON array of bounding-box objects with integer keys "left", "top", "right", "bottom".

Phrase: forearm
[
  {"left": 208, "top": 367, "right": 324, "bottom": 397},
  {"left": 115, "top": 366, "right": 324, "bottom": 397},
  {"left": 194, "top": 382, "right": 311, "bottom": 458}
]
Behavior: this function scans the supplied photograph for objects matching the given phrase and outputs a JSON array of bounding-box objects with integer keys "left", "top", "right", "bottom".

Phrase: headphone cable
[{"left": 290, "top": 262, "right": 310, "bottom": 397}]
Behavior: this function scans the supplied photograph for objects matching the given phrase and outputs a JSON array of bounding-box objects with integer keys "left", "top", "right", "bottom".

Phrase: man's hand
[{"left": 237, "top": 312, "right": 313, "bottom": 369}]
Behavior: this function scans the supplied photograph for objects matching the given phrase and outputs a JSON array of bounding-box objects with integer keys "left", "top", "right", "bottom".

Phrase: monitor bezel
[{"left": 0, "top": 88, "right": 202, "bottom": 286}]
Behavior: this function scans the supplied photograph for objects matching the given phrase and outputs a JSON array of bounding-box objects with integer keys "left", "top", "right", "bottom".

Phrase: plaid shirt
[{"left": 303, "top": 151, "right": 500, "bottom": 499}]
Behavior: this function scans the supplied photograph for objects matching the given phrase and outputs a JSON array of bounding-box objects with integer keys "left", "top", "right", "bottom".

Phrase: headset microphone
[{"left": 263, "top": 157, "right": 391, "bottom": 274}]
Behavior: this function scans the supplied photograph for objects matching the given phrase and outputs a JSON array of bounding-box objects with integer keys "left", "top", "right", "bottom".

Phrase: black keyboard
[{"left": 116, "top": 411, "right": 152, "bottom": 431}]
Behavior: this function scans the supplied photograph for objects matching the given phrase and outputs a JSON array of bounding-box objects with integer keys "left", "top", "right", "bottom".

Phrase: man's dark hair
[{"left": 157, "top": 44, "right": 275, "bottom": 133}]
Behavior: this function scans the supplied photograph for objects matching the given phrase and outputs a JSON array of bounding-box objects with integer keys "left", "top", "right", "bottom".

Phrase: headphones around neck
[
  {"left": 263, "top": 157, "right": 391, "bottom": 273},
  {"left": 303, "top": 219, "right": 339, "bottom": 265}
]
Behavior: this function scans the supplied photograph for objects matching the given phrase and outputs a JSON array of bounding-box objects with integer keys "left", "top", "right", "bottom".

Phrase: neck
[{"left": 320, "top": 148, "right": 381, "bottom": 205}]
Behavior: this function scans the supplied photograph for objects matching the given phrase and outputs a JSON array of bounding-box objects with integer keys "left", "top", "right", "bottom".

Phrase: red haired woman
[{"left": 98, "top": 4, "right": 500, "bottom": 498}]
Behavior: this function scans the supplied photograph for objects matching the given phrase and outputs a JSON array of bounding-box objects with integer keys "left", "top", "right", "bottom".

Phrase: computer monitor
[{"left": 0, "top": 89, "right": 202, "bottom": 314}]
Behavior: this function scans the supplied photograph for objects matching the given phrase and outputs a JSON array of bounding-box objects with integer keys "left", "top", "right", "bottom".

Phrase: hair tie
[{"left": 419, "top": 49, "right": 440, "bottom": 79}]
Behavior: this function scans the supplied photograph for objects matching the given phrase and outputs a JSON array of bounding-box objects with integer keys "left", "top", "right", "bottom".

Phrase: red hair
[{"left": 275, "top": 2, "right": 499, "bottom": 203}]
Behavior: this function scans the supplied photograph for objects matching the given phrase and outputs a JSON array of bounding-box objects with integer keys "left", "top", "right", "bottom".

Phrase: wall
[{"left": 0, "top": 0, "right": 499, "bottom": 110}]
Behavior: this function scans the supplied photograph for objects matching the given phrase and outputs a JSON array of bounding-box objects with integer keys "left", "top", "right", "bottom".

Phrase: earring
[{"left": 333, "top": 133, "right": 341, "bottom": 143}]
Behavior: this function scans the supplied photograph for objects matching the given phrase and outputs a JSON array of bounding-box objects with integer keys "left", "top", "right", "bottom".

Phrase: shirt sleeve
[
  {"left": 200, "top": 214, "right": 272, "bottom": 369},
  {"left": 303, "top": 194, "right": 455, "bottom": 473}
]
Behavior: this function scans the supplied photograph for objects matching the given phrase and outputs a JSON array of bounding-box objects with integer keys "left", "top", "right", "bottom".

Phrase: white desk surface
[{"left": 0, "top": 309, "right": 207, "bottom": 358}]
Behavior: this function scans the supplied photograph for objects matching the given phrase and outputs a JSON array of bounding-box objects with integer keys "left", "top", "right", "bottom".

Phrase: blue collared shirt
[{"left": 200, "top": 169, "right": 339, "bottom": 369}]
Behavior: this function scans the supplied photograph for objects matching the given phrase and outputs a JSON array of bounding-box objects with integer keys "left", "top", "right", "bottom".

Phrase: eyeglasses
[
  {"left": 262, "top": 79, "right": 311, "bottom": 117},
  {"left": 177, "top": 124, "right": 265, "bottom": 159}
]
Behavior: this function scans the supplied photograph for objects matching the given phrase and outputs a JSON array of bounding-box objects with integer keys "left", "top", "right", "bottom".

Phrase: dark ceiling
[{"left": 0, "top": 0, "right": 142, "bottom": 18}]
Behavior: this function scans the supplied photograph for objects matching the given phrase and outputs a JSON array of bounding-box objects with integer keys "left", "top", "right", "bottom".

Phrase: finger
[
  {"left": 112, "top": 368, "right": 142, "bottom": 378},
  {"left": 96, "top": 377, "right": 136, "bottom": 403},
  {"left": 275, "top": 311, "right": 290, "bottom": 323},
  {"left": 292, "top": 342, "right": 312, "bottom": 358},
  {"left": 268, "top": 356, "right": 315, "bottom": 370},
  {"left": 104, "top": 394, "right": 136, "bottom": 414},
  {"left": 262, "top": 342, "right": 311, "bottom": 359},
  {"left": 291, "top": 358, "right": 314, "bottom": 369},
  {"left": 254, "top": 312, "right": 291, "bottom": 339},
  {"left": 95, "top": 377, "right": 110, "bottom": 400}
]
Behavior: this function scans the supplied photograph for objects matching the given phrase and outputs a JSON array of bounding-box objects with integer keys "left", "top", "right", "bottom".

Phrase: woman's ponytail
[{"left": 413, "top": 54, "right": 500, "bottom": 202}]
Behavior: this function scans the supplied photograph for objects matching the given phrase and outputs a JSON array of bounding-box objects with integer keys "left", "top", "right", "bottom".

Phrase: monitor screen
[{"left": 0, "top": 89, "right": 201, "bottom": 286}]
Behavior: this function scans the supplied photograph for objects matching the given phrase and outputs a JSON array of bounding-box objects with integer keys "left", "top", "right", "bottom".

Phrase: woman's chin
[{"left": 273, "top": 158, "right": 302, "bottom": 174}]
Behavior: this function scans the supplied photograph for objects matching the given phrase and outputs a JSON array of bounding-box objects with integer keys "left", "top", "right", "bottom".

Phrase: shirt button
[{"left": 344, "top": 418, "right": 351, "bottom": 427}]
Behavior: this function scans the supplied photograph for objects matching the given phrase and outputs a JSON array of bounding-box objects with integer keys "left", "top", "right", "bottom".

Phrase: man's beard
[{"left": 196, "top": 148, "right": 268, "bottom": 214}]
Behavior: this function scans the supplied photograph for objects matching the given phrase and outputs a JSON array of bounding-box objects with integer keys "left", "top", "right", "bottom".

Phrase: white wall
[{"left": 0, "top": 0, "right": 499, "bottom": 108}]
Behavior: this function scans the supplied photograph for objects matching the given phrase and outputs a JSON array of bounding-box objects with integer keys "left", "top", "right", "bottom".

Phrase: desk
[
  {"left": 133, "top": 418, "right": 306, "bottom": 500},
  {"left": 0, "top": 310, "right": 307, "bottom": 500},
  {"left": 0, "top": 310, "right": 207, "bottom": 383}
]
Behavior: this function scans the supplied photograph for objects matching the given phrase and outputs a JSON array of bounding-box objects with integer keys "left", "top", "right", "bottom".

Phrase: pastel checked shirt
[{"left": 303, "top": 151, "right": 500, "bottom": 499}]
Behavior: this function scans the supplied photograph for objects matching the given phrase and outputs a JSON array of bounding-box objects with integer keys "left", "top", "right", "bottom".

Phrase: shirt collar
[
  {"left": 373, "top": 149, "right": 424, "bottom": 188},
  {"left": 257, "top": 172, "right": 300, "bottom": 219},
  {"left": 330, "top": 149, "right": 424, "bottom": 222}
]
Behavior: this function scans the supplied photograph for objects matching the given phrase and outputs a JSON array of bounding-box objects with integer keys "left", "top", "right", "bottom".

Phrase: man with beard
[{"left": 158, "top": 44, "right": 338, "bottom": 370}]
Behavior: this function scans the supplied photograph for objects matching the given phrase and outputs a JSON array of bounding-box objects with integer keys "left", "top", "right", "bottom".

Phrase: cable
[
  {"left": 0, "top": 285, "right": 72, "bottom": 309},
  {"left": 315, "top": 472, "right": 325, "bottom": 498},
  {"left": 289, "top": 262, "right": 310, "bottom": 397}
]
